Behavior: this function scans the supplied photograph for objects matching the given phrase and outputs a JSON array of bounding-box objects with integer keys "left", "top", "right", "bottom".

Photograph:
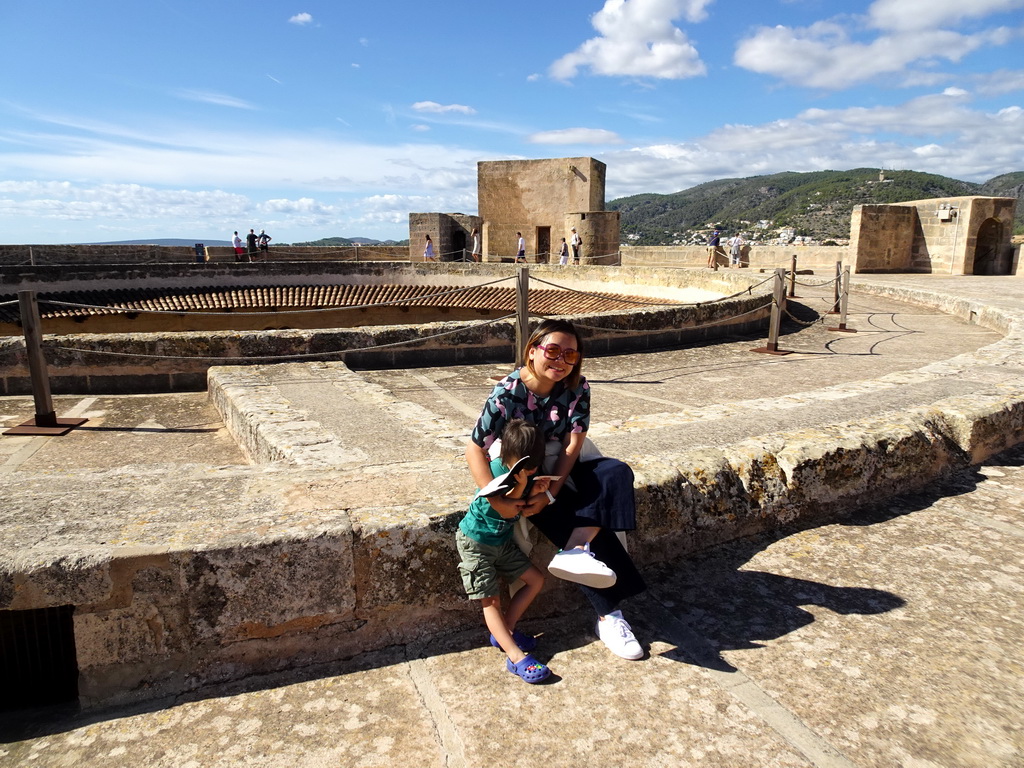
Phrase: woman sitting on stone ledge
[{"left": 466, "top": 318, "right": 648, "bottom": 660}]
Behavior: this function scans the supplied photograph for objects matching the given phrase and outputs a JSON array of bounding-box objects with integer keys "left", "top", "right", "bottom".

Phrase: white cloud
[
  {"left": 288, "top": 12, "right": 313, "bottom": 25},
  {"left": 868, "top": 0, "right": 1024, "bottom": 32},
  {"left": 599, "top": 90, "right": 1024, "bottom": 198},
  {"left": 411, "top": 124, "right": 430, "bottom": 132},
  {"left": 528, "top": 128, "right": 624, "bottom": 145},
  {"left": 411, "top": 101, "right": 477, "bottom": 115},
  {"left": 735, "top": 0, "right": 1022, "bottom": 90},
  {"left": 173, "top": 89, "right": 257, "bottom": 110},
  {"left": 550, "top": 0, "right": 710, "bottom": 81}
]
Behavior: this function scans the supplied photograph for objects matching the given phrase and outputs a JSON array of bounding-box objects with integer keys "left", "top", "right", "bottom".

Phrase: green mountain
[
  {"left": 290, "top": 236, "right": 409, "bottom": 247},
  {"left": 609, "top": 168, "right": 1024, "bottom": 245}
]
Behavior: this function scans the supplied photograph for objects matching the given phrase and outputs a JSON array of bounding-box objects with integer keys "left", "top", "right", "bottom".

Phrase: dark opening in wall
[{"left": 0, "top": 606, "right": 79, "bottom": 710}]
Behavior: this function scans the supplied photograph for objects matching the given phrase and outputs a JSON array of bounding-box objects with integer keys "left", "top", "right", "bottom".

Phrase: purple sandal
[
  {"left": 489, "top": 629, "right": 537, "bottom": 652},
  {"left": 506, "top": 654, "right": 550, "bottom": 684}
]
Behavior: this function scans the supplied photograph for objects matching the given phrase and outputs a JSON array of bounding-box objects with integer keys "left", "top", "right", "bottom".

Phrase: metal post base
[
  {"left": 750, "top": 346, "right": 793, "bottom": 356},
  {"left": 827, "top": 325, "right": 858, "bottom": 333},
  {"left": 3, "top": 417, "right": 88, "bottom": 437}
]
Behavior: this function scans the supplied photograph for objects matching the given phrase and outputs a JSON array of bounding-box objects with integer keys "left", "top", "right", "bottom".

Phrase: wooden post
[
  {"left": 828, "top": 266, "right": 857, "bottom": 333},
  {"left": 515, "top": 266, "right": 530, "bottom": 363},
  {"left": 751, "top": 268, "right": 792, "bottom": 355},
  {"left": 788, "top": 255, "right": 798, "bottom": 298},
  {"left": 828, "top": 260, "right": 842, "bottom": 314},
  {"left": 3, "top": 291, "right": 88, "bottom": 436}
]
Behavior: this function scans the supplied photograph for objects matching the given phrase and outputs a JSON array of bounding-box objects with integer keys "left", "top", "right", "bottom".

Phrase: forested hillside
[{"left": 609, "top": 168, "right": 1024, "bottom": 245}]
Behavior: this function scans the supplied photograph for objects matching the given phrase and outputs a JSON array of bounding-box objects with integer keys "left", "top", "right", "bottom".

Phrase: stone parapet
[
  {"left": 621, "top": 244, "right": 848, "bottom": 272},
  {"left": 0, "top": 266, "right": 774, "bottom": 395}
]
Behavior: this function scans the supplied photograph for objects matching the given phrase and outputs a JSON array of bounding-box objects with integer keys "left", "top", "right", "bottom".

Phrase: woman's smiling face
[{"left": 528, "top": 331, "right": 579, "bottom": 384}]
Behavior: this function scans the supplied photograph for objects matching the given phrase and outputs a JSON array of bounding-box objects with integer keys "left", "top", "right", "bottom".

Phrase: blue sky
[{"left": 2, "top": 0, "right": 1022, "bottom": 244}]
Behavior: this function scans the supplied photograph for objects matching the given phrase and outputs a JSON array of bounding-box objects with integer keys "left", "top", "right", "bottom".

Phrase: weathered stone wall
[
  {"left": 0, "top": 244, "right": 409, "bottom": 266},
  {"left": 408, "top": 212, "right": 482, "bottom": 262},
  {"left": 621, "top": 244, "right": 849, "bottom": 272},
  {"left": 478, "top": 157, "right": 606, "bottom": 260},
  {"left": 849, "top": 204, "right": 917, "bottom": 272},
  {"left": 566, "top": 211, "right": 621, "bottom": 262},
  {"left": 849, "top": 196, "right": 1019, "bottom": 275}
]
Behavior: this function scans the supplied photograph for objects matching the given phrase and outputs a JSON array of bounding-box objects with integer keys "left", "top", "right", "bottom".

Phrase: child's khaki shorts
[{"left": 456, "top": 529, "right": 532, "bottom": 599}]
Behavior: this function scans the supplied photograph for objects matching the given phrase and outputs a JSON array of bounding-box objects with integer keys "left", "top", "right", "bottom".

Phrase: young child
[{"left": 456, "top": 419, "right": 554, "bottom": 683}]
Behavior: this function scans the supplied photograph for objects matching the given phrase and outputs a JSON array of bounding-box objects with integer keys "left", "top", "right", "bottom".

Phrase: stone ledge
[{"left": 4, "top": 276, "right": 1024, "bottom": 709}]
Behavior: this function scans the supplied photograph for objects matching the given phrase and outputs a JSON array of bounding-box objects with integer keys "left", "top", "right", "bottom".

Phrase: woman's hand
[
  {"left": 520, "top": 496, "right": 548, "bottom": 518},
  {"left": 489, "top": 495, "right": 526, "bottom": 519}
]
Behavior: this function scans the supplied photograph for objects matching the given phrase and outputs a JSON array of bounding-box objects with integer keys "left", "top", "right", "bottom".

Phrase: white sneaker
[
  {"left": 547, "top": 544, "right": 617, "bottom": 588},
  {"left": 597, "top": 610, "right": 643, "bottom": 660}
]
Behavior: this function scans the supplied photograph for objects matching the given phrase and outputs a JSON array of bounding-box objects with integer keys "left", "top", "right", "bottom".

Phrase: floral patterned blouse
[{"left": 471, "top": 369, "right": 590, "bottom": 452}]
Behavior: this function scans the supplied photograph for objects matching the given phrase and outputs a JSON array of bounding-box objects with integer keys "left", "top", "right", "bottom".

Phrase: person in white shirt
[
  {"left": 516, "top": 232, "right": 526, "bottom": 262},
  {"left": 232, "top": 231, "right": 244, "bottom": 261},
  {"left": 570, "top": 228, "right": 582, "bottom": 263},
  {"left": 471, "top": 228, "right": 482, "bottom": 262},
  {"left": 728, "top": 233, "right": 745, "bottom": 267}
]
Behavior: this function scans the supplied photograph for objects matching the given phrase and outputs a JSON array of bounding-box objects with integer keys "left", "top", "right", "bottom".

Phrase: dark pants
[{"left": 529, "top": 458, "right": 646, "bottom": 616}]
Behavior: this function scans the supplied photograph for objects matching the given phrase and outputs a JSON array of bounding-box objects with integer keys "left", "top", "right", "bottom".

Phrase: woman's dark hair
[
  {"left": 521, "top": 318, "right": 584, "bottom": 390},
  {"left": 499, "top": 419, "right": 545, "bottom": 470}
]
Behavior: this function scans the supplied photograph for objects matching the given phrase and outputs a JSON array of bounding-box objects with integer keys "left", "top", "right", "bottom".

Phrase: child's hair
[{"left": 499, "top": 419, "right": 545, "bottom": 471}]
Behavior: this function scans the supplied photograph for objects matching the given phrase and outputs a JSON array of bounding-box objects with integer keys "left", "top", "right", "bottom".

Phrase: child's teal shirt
[{"left": 459, "top": 456, "right": 527, "bottom": 547}]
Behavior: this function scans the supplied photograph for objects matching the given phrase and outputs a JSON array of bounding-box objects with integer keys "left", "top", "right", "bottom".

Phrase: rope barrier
[
  {"left": 545, "top": 301, "right": 773, "bottom": 335},
  {"left": 39, "top": 276, "right": 517, "bottom": 317},
  {"left": 529, "top": 273, "right": 776, "bottom": 308},
  {"left": 48, "top": 313, "right": 519, "bottom": 363},
  {"left": 792, "top": 277, "right": 840, "bottom": 288},
  {"left": 781, "top": 307, "right": 827, "bottom": 328},
  {"left": 0, "top": 300, "right": 19, "bottom": 307}
]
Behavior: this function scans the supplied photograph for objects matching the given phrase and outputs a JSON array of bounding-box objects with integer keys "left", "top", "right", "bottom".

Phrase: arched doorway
[{"left": 972, "top": 218, "right": 1009, "bottom": 275}]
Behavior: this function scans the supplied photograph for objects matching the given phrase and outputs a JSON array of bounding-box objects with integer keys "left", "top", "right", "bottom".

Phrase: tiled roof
[{"left": 0, "top": 284, "right": 675, "bottom": 324}]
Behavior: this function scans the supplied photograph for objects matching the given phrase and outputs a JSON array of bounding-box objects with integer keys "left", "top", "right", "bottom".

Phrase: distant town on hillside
[{"left": 88, "top": 168, "right": 1023, "bottom": 249}]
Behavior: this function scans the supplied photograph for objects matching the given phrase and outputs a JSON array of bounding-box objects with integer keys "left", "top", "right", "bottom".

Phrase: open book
[
  {"left": 474, "top": 456, "right": 531, "bottom": 500},
  {"left": 474, "top": 457, "right": 560, "bottom": 500}
]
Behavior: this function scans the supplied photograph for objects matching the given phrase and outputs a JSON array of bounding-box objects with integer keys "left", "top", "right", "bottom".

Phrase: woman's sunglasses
[{"left": 535, "top": 343, "right": 580, "bottom": 365}]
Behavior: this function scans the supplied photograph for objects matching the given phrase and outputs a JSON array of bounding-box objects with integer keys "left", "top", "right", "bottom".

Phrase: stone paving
[{"left": 0, "top": 274, "right": 1022, "bottom": 767}]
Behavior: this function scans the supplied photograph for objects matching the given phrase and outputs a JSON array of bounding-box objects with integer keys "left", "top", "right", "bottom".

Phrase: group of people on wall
[
  {"left": 231, "top": 229, "right": 272, "bottom": 262},
  {"left": 423, "top": 227, "right": 584, "bottom": 264},
  {"left": 706, "top": 228, "right": 745, "bottom": 269}
]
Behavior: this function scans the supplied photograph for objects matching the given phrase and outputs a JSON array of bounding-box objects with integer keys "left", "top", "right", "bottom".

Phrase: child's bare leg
[
  {"left": 504, "top": 566, "right": 544, "bottom": 631},
  {"left": 481, "top": 598, "right": 524, "bottom": 663},
  {"left": 564, "top": 525, "right": 601, "bottom": 551}
]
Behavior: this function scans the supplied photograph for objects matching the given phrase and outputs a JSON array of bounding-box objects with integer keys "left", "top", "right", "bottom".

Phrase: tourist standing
[
  {"left": 516, "top": 232, "right": 526, "bottom": 263},
  {"left": 570, "top": 228, "right": 582, "bottom": 264},
  {"left": 706, "top": 229, "right": 722, "bottom": 269},
  {"left": 257, "top": 229, "right": 272, "bottom": 257},
  {"left": 245, "top": 229, "right": 258, "bottom": 262},
  {"left": 232, "top": 231, "right": 244, "bottom": 261},
  {"left": 424, "top": 234, "right": 436, "bottom": 261},
  {"left": 558, "top": 237, "right": 569, "bottom": 266},
  {"left": 471, "top": 228, "right": 482, "bottom": 262},
  {"left": 728, "top": 233, "right": 744, "bottom": 267}
]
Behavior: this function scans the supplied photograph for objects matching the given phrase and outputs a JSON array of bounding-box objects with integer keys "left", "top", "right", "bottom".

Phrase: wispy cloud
[
  {"left": 528, "top": 128, "right": 624, "bottom": 145},
  {"left": 288, "top": 12, "right": 313, "bottom": 25},
  {"left": 173, "top": 89, "right": 257, "bottom": 110},
  {"left": 411, "top": 101, "right": 477, "bottom": 115}
]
